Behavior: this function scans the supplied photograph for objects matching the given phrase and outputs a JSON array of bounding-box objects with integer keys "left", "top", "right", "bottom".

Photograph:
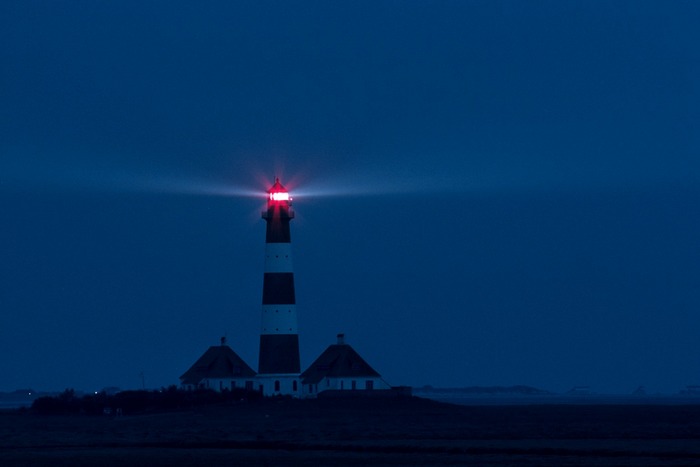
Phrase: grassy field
[{"left": 2, "top": 396, "right": 700, "bottom": 465}]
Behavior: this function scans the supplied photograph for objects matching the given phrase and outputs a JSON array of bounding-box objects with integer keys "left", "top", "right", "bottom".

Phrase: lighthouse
[
  {"left": 257, "top": 178, "right": 301, "bottom": 395},
  {"left": 180, "top": 176, "right": 393, "bottom": 398}
]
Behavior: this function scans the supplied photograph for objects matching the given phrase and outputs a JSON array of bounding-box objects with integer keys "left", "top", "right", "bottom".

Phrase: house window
[
  {"left": 340, "top": 381, "right": 344, "bottom": 390},
  {"left": 245, "top": 381, "right": 253, "bottom": 391},
  {"left": 293, "top": 380, "right": 298, "bottom": 391},
  {"left": 351, "top": 380, "right": 357, "bottom": 390},
  {"left": 309, "top": 385, "right": 313, "bottom": 394},
  {"left": 219, "top": 381, "right": 223, "bottom": 391},
  {"left": 274, "top": 380, "right": 281, "bottom": 392},
  {"left": 231, "top": 381, "right": 236, "bottom": 390},
  {"left": 366, "top": 380, "right": 374, "bottom": 390}
]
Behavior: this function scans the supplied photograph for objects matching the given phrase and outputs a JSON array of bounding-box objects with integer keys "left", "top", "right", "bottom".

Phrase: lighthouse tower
[{"left": 257, "top": 178, "right": 301, "bottom": 395}]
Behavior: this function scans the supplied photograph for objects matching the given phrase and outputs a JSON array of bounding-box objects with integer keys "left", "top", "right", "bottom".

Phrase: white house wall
[{"left": 201, "top": 378, "right": 257, "bottom": 392}]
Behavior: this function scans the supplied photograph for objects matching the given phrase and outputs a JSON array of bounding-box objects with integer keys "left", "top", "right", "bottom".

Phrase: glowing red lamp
[{"left": 267, "top": 177, "right": 291, "bottom": 202}]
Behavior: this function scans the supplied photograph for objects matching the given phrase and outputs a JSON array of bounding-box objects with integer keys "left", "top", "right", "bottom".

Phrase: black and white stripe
[{"left": 258, "top": 184, "right": 300, "bottom": 375}]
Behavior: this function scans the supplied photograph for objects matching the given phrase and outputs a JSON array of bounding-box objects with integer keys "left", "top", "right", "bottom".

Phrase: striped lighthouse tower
[{"left": 258, "top": 178, "right": 301, "bottom": 395}]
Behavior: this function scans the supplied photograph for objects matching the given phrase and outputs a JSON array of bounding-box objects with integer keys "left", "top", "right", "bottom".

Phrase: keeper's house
[
  {"left": 180, "top": 338, "right": 257, "bottom": 392},
  {"left": 301, "top": 334, "right": 391, "bottom": 396}
]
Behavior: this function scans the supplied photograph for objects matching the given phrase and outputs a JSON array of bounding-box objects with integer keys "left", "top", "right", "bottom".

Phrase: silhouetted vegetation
[{"left": 31, "top": 386, "right": 262, "bottom": 415}]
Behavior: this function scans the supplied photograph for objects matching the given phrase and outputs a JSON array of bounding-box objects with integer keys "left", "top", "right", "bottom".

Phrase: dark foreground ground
[{"left": 2, "top": 397, "right": 700, "bottom": 466}]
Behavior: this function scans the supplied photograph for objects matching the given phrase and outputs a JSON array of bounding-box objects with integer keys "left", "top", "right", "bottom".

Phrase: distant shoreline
[
  {"left": 418, "top": 393, "right": 700, "bottom": 406},
  {"left": 413, "top": 385, "right": 700, "bottom": 405}
]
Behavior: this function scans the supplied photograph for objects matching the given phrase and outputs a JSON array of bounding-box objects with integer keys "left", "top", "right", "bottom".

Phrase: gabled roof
[
  {"left": 180, "top": 345, "right": 256, "bottom": 385},
  {"left": 301, "top": 344, "right": 381, "bottom": 385}
]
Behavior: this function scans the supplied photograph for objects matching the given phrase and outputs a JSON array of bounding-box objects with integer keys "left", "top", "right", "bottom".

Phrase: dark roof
[
  {"left": 180, "top": 345, "right": 256, "bottom": 385},
  {"left": 301, "top": 344, "right": 381, "bottom": 385}
]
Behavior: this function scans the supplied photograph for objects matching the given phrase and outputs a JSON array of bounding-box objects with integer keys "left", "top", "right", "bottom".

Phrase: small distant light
[
  {"left": 28, "top": 392, "right": 32, "bottom": 396},
  {"left": 94, "top": 391, "right": 98, "bottom": 394},
  {"left": 270, "top": 192, "right": 289, "bottom": 201}
]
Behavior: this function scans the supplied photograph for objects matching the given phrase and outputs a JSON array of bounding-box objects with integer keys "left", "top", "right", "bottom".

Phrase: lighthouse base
[{"left": 256, "top": 374, "right": 301, "bottom": 397}]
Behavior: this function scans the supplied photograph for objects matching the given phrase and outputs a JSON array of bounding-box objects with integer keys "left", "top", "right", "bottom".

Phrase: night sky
[{"left": 1, "top": 1, "right": 699, "bottom": 394}]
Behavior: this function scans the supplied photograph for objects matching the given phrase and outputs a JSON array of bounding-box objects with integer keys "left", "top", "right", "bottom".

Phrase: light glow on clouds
[
  {"left": 0, "top": 151, "right": 262, "bottom": 198},
  {"left": 2, "top": 150, "right": 689, "bottom": 203}
]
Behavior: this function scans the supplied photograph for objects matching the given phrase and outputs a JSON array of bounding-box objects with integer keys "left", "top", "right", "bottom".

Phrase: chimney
[
  {"left": 337, "top": 333, "right": 345, "bottom": 345},
  {"left": 220, "top": 336, "right": 227, "bottom": 346}
]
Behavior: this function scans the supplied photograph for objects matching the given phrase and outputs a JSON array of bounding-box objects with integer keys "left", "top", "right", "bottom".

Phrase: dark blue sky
[{"left": 1, "top": 1, "right": 698, "bottom": 394}]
